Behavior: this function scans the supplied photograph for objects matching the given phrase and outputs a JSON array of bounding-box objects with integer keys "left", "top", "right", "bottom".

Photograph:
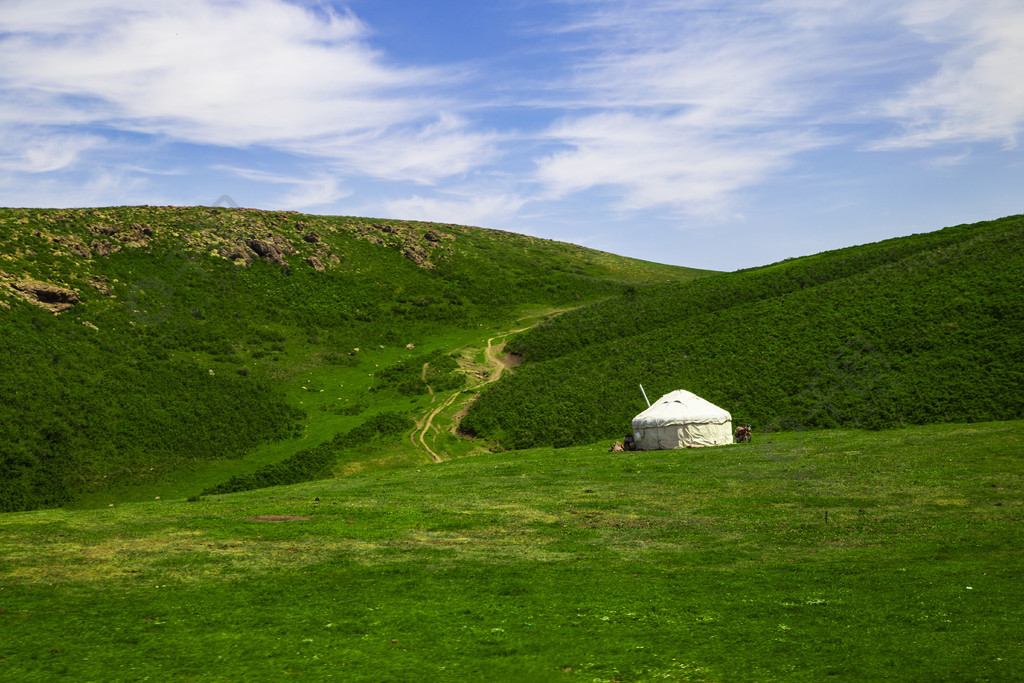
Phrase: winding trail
[{"left": 409, "top": 313, "right": 560, "bottom": 464}]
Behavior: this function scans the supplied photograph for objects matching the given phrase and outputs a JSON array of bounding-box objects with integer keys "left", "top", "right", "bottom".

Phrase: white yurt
[{"left": 631, "top": 389, "right": 733, "bottom": 449}]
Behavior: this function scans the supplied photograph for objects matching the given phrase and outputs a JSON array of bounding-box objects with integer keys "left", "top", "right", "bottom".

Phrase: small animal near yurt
[{"left": 631, "top": 389, "right": 733, "bottom": 449}]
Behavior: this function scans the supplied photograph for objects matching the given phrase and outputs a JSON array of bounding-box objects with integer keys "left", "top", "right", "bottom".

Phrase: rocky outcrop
[
  {"left": 221, "top": 242, "right": 253, "bottom": 266},
  {"left": 91, "top": 239, "right": 121, "bottom": 257},
  {"left": 51, "top": 234, "right": 92, "bottom": 258},
  {"left": 305, "top": 256, "right": 325, "bottom": 272},
  {"left": 12, "top": 280, "right": 79, "bottom": 313},
  {"left": 246, "top": 238, "right": 290, "bottom": 267},
  {"left": 123, "top": 223, "right": 154, "bottom": 248},
  {"left": 346, "top": 221, "right": 454, "bottom": 269},
  {"left": 88, "top": 223, "right": 120, "bottom": 237},
  {"left": 87, "top": 276, "right": 113, "bottom": 296},
  {"left": 219, "top": 230, "right": 306, "bottom": 268},
  {"left": 402, "top": 243, "right": 434, "bottom": 269},
  {"left": 271, "top": 233, "right": 296, "bottom": 255}
]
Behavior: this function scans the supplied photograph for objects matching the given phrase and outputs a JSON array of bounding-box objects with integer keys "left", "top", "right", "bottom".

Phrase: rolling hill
[
  {"left": 0, "top": 206, "right": 708, "bottom": 512},
  {"left": 2, "top": 207, "right": 1022, "bottom": 512},
  {"left": 461, "top": 215, "right": 1024, "bottom": 448}
]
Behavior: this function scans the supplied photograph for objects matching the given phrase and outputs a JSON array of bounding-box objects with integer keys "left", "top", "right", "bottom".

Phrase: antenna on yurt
[{"left": 639, "top": 384, "right": 651, "bottom": 408}]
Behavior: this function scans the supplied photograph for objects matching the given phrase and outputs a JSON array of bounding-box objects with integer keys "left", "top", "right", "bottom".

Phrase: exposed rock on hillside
[
  {"left": 221, "top": 242, "right": 253, "bottom": 266},
  {"left": 245, "top": 238, "right": 289, "bottom": 267},
  {"left": 345, "top": 221, "right": 454, "bottom": 268},
  {"left": 91, "top": 239, "right": 121, "bottom": 257},
  {"left": 402, "top": 243, "right": 434, "bottom": 269},
  {"left": 123, "top": 223, "right": 154, "bottom": 248},
  {"left": 87, "top": 275, "right": 113, "bottom": 296},
  {"left": 51, "top": 234, "right": 91, "bottom": 258},
  {"left": 88, "top": 222, "right": 119, "bottom": 236},
  {"left": 12, "top": 279, "right": 79, "bottom": 313}
]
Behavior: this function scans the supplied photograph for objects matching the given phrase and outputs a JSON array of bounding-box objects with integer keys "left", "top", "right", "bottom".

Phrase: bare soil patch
[{"left": 251, "top": 515, "right": 312, "bottom": 523}]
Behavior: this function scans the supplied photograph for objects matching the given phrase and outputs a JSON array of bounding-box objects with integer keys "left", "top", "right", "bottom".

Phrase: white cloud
[
  {"left": 278, "top": 177, "right": 351, "bottom": 209},
  {"left": 872, "top": 0, "right": 1024, "bottom": 149},
  {"left": 0, "top": 0, "right": 489, "bottom": 183},
  {"left": 300, "top": 113, "right": 501, "bottom": 185},
  {"left": 527, "top": 0, "right": 1024, "bottom": 215},
  {"left": 527, "top": 1, "right": 855, "bottom": 214},
  {"left": 535, "top": 112, "right": 822, "bottom": 215},
  {"left": 0, "top": 165, "right": 157, "bottom": 208},
  {"left": 217, "top": 166, "right": 351, "bottom": 209},
  {"left": 0, "top": 129, "right": 106, "bottom": 173},
  {"left": 923, "top": 148, "right": 972, "bottom": 168},
  {"left": 381, "top": 192, "right": 525, "bottom": 228}
]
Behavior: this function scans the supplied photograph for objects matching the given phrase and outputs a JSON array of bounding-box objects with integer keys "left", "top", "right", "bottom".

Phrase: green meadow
[{"left": 2, "top": 421, "right": 1021, "bottom": 681}]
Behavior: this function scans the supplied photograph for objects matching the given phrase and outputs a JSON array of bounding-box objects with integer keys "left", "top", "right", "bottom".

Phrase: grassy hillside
[
  {"left": 0, "top": 206, "right": 709, "bottom": 512},
  {"left": 461, "top": 215, "right": 1024, "bottom": 448},
  {"left": 2, "top": 421, "right": 1021, "bottom": 681}
]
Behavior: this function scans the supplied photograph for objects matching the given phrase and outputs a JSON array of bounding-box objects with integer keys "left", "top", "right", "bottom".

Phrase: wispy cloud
[
  {"left": 535, "top": 112, "right": 823, "bottom": 216},
  {"left": 217, "top": 166, "right": 351, "bottom": 209},
  {"left": 871, "top": 0, "right": 1024, "bottom": 149},
  {"left": 522, "top": 0, "right": 1024, "bottom": 217},
  {"left": 0, "top": 0, "right": 487, "bottom": 183},
  {"left": 299, "top": 113, "right": 501, "bottom": 185},
  {"left": 0, "top": 164, "right": 159, "bottom": 208},
  {"left": 381, "top": 191, "right": 525, "bottom": 228},
  {"left": 525, "top": 0, "right": 884, "bottom": 215},
  {"left": 0, "top": 129, "right": 106, "bottom": 173}
]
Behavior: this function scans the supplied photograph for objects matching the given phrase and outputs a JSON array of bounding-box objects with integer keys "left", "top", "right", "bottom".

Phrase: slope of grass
[
  {"left": 0, "top": 206, "right": 711, "bottom": 512},
  {"left": 1, "top": 421, "right": 1021, "bottom": 681},
  {"left": 462, "top": 215, "right": 1024, "bottom": 448}
]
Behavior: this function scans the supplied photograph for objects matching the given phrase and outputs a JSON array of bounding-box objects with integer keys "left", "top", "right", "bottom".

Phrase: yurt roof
[{"left": 632, "top": 389, "right": 731, "bottom": 428}]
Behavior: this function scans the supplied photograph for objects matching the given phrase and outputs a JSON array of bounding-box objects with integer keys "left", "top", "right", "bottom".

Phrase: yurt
[{"left": 631, "top": 389, "right": 732, "bottom": 449}]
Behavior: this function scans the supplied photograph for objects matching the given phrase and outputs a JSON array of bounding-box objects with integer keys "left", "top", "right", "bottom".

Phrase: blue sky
[{"left": 2, "top": 0, "right": 1022, "bottom": 270}]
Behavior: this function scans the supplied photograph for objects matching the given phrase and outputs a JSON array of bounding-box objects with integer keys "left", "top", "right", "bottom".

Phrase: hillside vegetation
[
  {"left": 462, "top": 215, "right": 1024, "bottom": 448},
  {"left": 0, "top": 206, "right": 708, "bottom": 512}
]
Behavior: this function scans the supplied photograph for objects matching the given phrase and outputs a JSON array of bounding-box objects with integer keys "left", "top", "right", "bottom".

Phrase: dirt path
[
  {"left": 409, "top": 311, "right": 563, "bottom": 464},
  {"left": 421, "top": 362, "right": 434, "bottom": 398},
  {"left": 413, "top": 391, "right": 462, "bottom": 463},
  {"left": 482, "top": 328, "right": 527, "bottom": 383}
]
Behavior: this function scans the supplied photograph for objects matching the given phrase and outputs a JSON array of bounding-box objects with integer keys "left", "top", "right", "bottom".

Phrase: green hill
[
  {"left": 461, "top": 215, "right": 1024, "bottom": 448},
  {"left": 0, "top": 206, "right": 708, "bottom": 512},
  {"left": 3, "top": 207, "right": 1022, "bottom": 512}
]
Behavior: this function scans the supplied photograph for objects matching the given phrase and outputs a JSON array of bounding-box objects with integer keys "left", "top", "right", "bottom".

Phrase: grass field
[{"left": 2, "top": 421, "right": 1021, "bottom": 681}]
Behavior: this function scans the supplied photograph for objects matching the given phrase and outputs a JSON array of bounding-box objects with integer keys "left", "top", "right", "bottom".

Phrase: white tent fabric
[{"left": 631, "top": 389, "right": 733, "bottom": 449}]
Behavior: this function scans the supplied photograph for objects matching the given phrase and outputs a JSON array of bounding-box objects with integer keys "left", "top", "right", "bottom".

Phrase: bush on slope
[
  {"left": 507, "top": 219, "right": 987, "bottom": 363},
  {"left": 461, "top": 216, "right": 1024, "bottom": 448},
  {"left": 0, "top": 306, "right": 303, "bottom": 512}
]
